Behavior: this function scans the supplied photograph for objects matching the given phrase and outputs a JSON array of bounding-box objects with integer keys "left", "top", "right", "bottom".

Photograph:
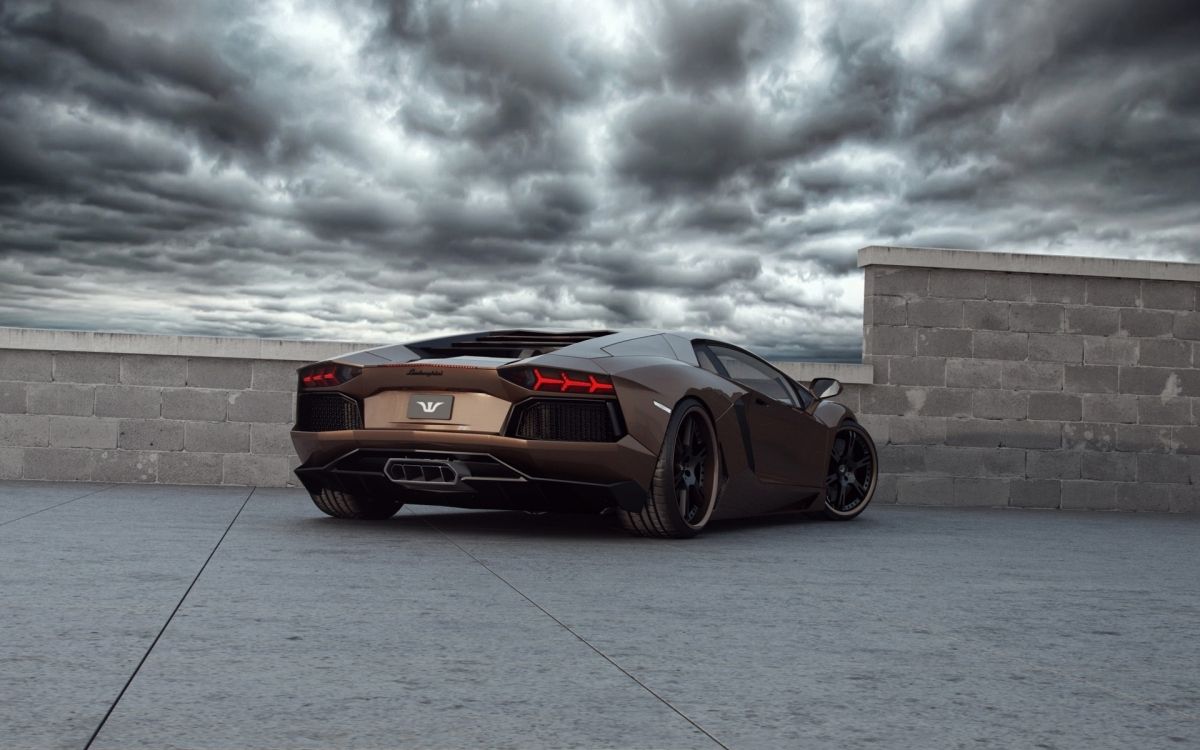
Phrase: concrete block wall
[
  {"left": 858, "top": 246, "right": 1200, "bottom": 512},
  {"left": 0, "top": 330, "right": 377, "bottom": 487}
]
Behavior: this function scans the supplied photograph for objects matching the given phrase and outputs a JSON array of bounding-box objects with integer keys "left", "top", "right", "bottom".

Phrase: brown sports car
[{"left": 291, "top": 329, "right": 877, "bottom": 537}]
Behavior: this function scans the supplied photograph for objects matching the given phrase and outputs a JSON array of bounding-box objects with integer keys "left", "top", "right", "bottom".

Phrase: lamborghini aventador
[{"left": 291, "top": 329, "right": 877, "bottom": 538}]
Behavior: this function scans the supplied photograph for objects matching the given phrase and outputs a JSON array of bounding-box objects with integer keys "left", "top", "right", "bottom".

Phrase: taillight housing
[
  {"left": 501, "top": 367, "right": 616, "bottom": 395},
  {"left": 298, "top": 363, "right": 361, "bottom": 389}
]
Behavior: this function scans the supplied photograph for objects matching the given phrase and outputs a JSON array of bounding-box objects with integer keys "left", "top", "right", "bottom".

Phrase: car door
[{"left": 697, "top": 344, "right": 827, "bottom": 488}]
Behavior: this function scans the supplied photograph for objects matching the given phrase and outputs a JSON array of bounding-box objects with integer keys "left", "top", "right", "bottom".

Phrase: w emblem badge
[{"left": 406, "top": 394, "right": 453, "bottom": 420}]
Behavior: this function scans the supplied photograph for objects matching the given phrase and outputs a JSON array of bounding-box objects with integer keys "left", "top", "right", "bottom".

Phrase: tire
[
  {"left": 618, "top": 399, "right": 720, "bottom": 538},
  {"left": 822, "top": 421, "right": 878, "bottom": 521},
  {"left": 309, "top": 487, "right": 403, "bottom": 520}
]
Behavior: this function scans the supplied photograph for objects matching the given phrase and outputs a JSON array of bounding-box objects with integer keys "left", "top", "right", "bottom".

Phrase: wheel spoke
[{"left": 678, "top": 486, "right": 689, "bottom": 518}]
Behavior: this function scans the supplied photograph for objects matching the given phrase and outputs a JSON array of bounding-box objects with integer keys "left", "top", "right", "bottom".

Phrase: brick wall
[{"left": 857, "top": 247, "right": 1200, "bottom": 513}]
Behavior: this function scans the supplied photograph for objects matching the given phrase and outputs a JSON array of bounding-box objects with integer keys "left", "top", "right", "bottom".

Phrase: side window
[
  {"left": 696, "top": 346, "right": 722, "bottom": 375},
  {"left": 703, "top": 345, "right": 798, "bottom": 406}
]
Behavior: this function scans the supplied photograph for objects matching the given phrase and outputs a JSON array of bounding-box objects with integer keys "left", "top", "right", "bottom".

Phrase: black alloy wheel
[{"left": 823, "top": 422, "right": 877, "bottom": 520}]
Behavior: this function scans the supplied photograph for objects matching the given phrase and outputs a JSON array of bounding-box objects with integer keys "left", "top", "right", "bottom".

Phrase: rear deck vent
[
  {"left": 408, "top": 329, "right": 614, "bottom": 359},
  {"left": 296, "top": 393, "right": 362, "bottom": 432},
  {"left": 511, "top": 399, "right": 622, "bottom": 442}
]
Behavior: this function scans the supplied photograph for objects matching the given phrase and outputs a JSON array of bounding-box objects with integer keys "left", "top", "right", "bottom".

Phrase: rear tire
[
  {"left": 310, "top": 488, "right": 403, "bottom": 520},
  {"left": 618, "top": 399, "right": 720, "bottom": 538}
]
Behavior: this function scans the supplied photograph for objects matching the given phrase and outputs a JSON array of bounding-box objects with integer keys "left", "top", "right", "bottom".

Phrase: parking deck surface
[{"left": 1, "top": 480, "right": 1198, "bottom": 749}]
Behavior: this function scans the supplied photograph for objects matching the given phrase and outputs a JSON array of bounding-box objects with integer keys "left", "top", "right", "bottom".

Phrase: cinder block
[
  {"left": 0, "top": 381, "right": 26, "bottom": 413},
  {"left": 946, "top": 418, "right": 1007, "bottom": 448},
  {"left": 1117, "top": 483, "right": 1170, "bottom": 512},
  {"left": 1115, "top": 424, "right": 1173, "bottom": 453},
  {"left": 1062, "top": 422, "right": 1116, "bottom": 451},
  {"left": 1009, "top": 479, "right": 1060, "bottom": 508},
  {"left": 1081, "top": 451, "right": 1135, "bottom": 481},
  {"left": 954, "top": 477, "right": 1010, "bottom": 507},
  {"left": 888, "top": 357, "right": 946, "bottom": 386},
  {"left": 49, "top": 416, "right": 118, "bottom": 449},
  {"left": 52, "top": 352, "right": 120, "bottom": 384},
  {"left": 118, "top": 419, "right": 184, "bottom": 451},
  {"left": 27, "top": 383, "right": 94, "bottom": 416},
  {"left": 1005, "top": 421, "right": 1062, "bottom": 449},
  {"left": 916, "top": 329, "right": 972, "bottom": 358},
  {"left": 1119, "top": 366, "right": 1175, "bottom": 396},
  {"left": 1066, "top": 307, "right": 1119, "bottom": 336},
  {"left": 975, "top": 331, "right": 1028, "bottom": 361},
  {"left": 95, "top": 385, "right": 161, "bottom": 418},
  {"left": 1138, "top": 339, "right": 1190, "bottom": 368},
  {"left": 1140, "top": 280, "right": 1195, "bottom": 311},
  {"left": 897, "top": 476, "right": 954, "bottom": 505},
  {"left": 963, "top": 300, "right": 1009, "bottom": 330},
  {"left": 184, "top": 421, "right": 249, "bottom": 453},
  {"left": 871, "top": 267, "right": 929, "bottom": 297},
  {"left": 877, "top": 444, "right": 925, "bottom": 474},
  {"left": 251, "top": 423, "right": 295, "bottom": 455},
  {"left": 161, "top": 388, "right": 229, "bottom": 421},
  {"left": 925, "top": 446, "right": 1025, "bottom": 477},
  {"left": 871, "top": 473, "right": 898, "bottom": 504},
  {"left": 864, "top": 326, "right": 916, "bottom": 356},
  {"left": 1177, "top": 426, "right": 1200, "bottom": 455},
  {"left": 947, "top": 359, "right": 1002, "bottom": 389},
  {"left": 1137, "top": 453, "right": 1190, "bottom": 484},
  {"left": 186, "top": 358, "right": 252, "bottom": 389},
  {"left": 1028, "top": 392, "right": 1082, "bottom": 421},
  {"left": 0, "top": 415, "right": 49, "bottom": 447},
  {"left": 1061, "top": 481, "right": 1117, "bottom": 510},
  {"left": 0, "top": 447, "right": 21, "bottom": 479},
  {"left": 1138, "top": 397, "right": 1192, "bottom": 426},
  {"left": 1026, "top": 450, "right": 1080, "bottom": 479},
  {"left": 1086, "top": 278, "right": 1140, "bottom": 307},
  {"left": 227, "top": 391, "right": 294, "bottom": 424},
  {"left": 223, "top": 453, "right": 289, "bottom": 487},
  {"left": 860, "top": 385, "right": 914, "bottom": 416},
  {"left": 158, "top": 452, "right": 224, "bottom": 485},
  {"left": 1168, "top": 486, "right": 1199, "bottom": 513},
  {"left": 985, "top": 273, "right": 1031, "bottom": 302},
  {"left": 858, "top": 415, "right": 890, "bottom": 445},
  {"left": 1003, "top": 362, "right": 1063, "bottom": 391},
  {"left": 1083, "top": 337, "right": 1137, "bottom": 365},
  {"left": 1173, "top": 311, "right": 1200, "bottom": 341},
  {"left": 1010, "top": 303, "right": 1064, "bottom": 333},
  {"left": 907, "top": 299, "right": 963, "bottom": 328},
  {"left": 121, "top": 355, "right": 186, "bottom": 386},
  {"left": 929, "top": 269, "right": 987, "bottom": 299},
  {"left": 1081, "top": 394, "right": 1136, "bottom": 424},
  {"left": 972, "top": 390, "right": 1028, "bottom": 420},
  {"left": 1065, "top": 365, "right": 1117, "bottom": 394},
  {"left": 915, "top": 389, "right": 972, "bottom": 418},
  {"left": 887, "top": 416, "right": 946, "bottom": 444},
  {"left": 1119, "top": 309, "right": 1173, "bottom": 338},
  {"left": 1030, "top": 275, "right": 1086, "bottom": 304},
  {"left": 251, "top": 360, "right": 303, "bottom": 392},
  {"left": 92, "top": 450, "right": 158, "bottom": 483},
  {"left": 0, "top": 351, "right": 52, "bottom": 381},
  {"left": 1029, "top": 334, "right": 1083, "bottom": 363},
  {"left": 22, "top": 448, "right": 96, "bottom": 481}
]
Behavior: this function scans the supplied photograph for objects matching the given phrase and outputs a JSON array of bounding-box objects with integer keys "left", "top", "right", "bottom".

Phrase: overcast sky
[{"left": 1, "top": 0, "right": 1198, "bottom": 360}]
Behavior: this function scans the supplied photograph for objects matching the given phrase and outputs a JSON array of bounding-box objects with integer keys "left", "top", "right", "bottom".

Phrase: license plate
[{"left": 407, "top": 394, "right": 454, "bottom": 420}]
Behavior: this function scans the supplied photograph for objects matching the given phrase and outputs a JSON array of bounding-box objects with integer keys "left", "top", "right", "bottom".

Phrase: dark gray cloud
[{"left": 1, "top": 0, "right": 1198, "bottom": 362}]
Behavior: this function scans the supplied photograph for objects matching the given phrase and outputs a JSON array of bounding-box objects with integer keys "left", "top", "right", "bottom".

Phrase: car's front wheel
[
  {"left": 619, "top": 399, "right": 720, "bottom": 538},
  {"left": 309, "top": 488, "right": 403, "bottom": 520},
  {"left": 823, "top": 421, "right": 877, "bottom": 520}
]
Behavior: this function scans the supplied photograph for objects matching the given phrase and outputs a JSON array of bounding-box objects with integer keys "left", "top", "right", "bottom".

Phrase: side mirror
[{"left": 809, "top": 377, "right": 842, "bottom": 400}]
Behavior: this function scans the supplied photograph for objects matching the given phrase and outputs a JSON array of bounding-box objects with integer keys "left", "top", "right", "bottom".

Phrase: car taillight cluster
[
  {"left": 501, "top": 367, "right": 615, "bottom": 394},
  {"left": 298, "top": 363, "right": 361, "bottom": 389}
]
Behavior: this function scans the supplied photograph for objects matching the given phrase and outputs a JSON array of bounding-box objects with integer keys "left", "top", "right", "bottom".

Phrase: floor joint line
[
  {"left": 416, "top": 513, "right": 731, "bottom": 750},
  {"left": 82, "top": 486, "right": 257, "bottom": 750},
  {"left": 0, "top": 483, "right": 117, "bottom": 528}
]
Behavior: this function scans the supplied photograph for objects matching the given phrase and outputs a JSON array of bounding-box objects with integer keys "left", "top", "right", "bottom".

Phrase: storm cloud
[{"left": 1, "top": 0, "right": 1198, "bottom": 360}]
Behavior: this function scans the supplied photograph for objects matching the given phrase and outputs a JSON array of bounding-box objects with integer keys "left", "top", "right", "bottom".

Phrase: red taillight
[
  {"left": 298, "top": 363, "right": 361, "bottom": 389},
  {"left": 502, "top": 367, "right": 615, "bottom": 394}
]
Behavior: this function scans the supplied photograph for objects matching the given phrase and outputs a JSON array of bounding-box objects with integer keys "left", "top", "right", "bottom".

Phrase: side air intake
[
  {"left": 510, "top": 399, "right": 623, "bottom": 442},
  {"left": 295, "top": 393, "right": 363, "bottom": 432}
]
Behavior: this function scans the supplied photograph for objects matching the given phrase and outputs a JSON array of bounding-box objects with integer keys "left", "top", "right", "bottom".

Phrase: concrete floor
[{"left": 1, "top": 481, "right": 1198, "bottom": 750}]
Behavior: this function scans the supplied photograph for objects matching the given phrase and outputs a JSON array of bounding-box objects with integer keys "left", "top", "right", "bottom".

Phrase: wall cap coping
[
  {"left": 858, "top": 245, "right": 1200, "bottom": 282},
  {"left": 0, "top": 326, "right": 872, "bottom": 381}
]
